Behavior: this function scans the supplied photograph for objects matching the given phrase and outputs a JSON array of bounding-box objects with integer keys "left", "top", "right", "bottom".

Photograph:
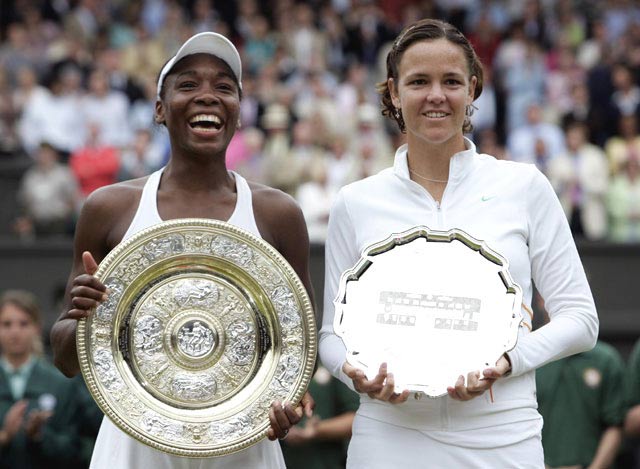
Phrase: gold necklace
[{"left": 408, "top": 167, "right": 448, "bottom": 183}]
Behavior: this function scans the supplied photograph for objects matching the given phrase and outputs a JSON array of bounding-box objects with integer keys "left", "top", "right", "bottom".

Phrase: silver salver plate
[
  {"left": 77, "top": 219, "right": 316, "bottom": 457},
  {"left": 334, "top": 226, "right": 522, "bottom": 398}
]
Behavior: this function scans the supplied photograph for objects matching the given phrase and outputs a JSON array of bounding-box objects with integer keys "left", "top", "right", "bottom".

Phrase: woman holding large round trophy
[
  {"left": 319, "top": 19, "right": 598, "bottom": 468},
  {"left": 50, "top": 32, "right": 316, "bottom": 468}
]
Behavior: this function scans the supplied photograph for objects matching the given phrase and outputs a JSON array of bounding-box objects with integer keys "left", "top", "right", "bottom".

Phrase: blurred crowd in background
[
  {"left": 2, "top": 1, "right": 640, "bottom": 468},
  {"left": 1, "top": 0, "right": 640, "bottom": 243}
]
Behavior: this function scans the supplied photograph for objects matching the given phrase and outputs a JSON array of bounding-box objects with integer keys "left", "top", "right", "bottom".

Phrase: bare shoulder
[
  {"left": 82, "top": 178, "right": 146, "bottom": 214},
  {"left": 248, "top": 181, "right": 306, "bottom": 252},
  {"left": 247, "top": 182, "right": 313, "bottom": 303},
  {"left": 249, "top": 181, "right": 303, "bottom": 219},
  {"left": 77, "top": 177, "right": 149, "bottom": 252}
]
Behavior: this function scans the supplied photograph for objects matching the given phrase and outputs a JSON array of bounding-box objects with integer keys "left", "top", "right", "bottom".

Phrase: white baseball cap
[{"left": 156, "top": 32, "right": 242, "bottom": 100}]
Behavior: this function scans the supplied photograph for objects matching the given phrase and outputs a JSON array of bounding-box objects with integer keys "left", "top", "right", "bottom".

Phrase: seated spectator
[
  {"left": 69, "top": 123, "right": 120, "bottom": 199},
  {"left": 0, "top": 290, "right": 87, "bottom": 469},
  {"left": 536, "top": 340, "right": 626, "bottom": 469},
  {"left": 280, "top": 366, "right": 358, "bottom": 469},
  {"left": 606, "top": 158, "right": 640, "bottom": 243},
  {"left": 548, "top": 121, "right": 609, "bottom": 240},
  {"left": 605, "top": 114, "right": 640, "bottom": 177},
  {"left": 14, "top": 142, "right": 79, "bottom": 238}
]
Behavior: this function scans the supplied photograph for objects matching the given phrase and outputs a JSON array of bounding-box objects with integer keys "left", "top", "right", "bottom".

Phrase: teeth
[
  {"left": 189, "top": 114, "right": 222, "bottom": 124},
  {"left": 425, "top": 112, "right": 448, "bottom": 118}
]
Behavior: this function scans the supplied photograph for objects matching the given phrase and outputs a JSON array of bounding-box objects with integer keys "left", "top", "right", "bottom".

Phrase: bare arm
[
  {"left": 50, "top": 185, "right": 135, "bottom": 377},
  {"left": 271, "top": 197, "right": 316, "bottom": 320},
  {"left": 624, "top": 404, "right": 640, "bottom": 437},
  {"left": 284, "top": 411, "right": 355, "bottom": 446},
  {"left": 587, "top": 426, "right": 622, "bottom": 469},
  {"left": 312, "top": 412, "right": 355, "bottom": 440},
  {"left": 254, "top": 187, "right": 317, "bottom": 439}
]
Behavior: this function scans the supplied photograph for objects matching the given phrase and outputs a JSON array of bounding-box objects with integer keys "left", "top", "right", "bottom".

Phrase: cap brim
[{"left": 157, "top": 32, "right": 242, "bottom": 100}]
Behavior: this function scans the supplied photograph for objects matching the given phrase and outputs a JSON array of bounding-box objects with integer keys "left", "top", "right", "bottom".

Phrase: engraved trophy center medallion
[
  {"left": 176, "top": 319, "right": 216, "bottom": 358},
  {"left": 128, "top": 274, "right": 262, "bottom": 408}
]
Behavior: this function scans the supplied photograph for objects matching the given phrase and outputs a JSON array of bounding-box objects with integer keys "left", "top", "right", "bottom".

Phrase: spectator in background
[
  {"left": 469, "top": 66, "right": 497, "bottom": 137},
  {"left": 244, "top": 15, "right": 278, "bottom": 76},
  {"left": 69, "top": 122, "right": 120, "bottom": 199},
  {"left": 11, "top": 66, "right": 48, "bottom": 123},
  {"left": 117, "top": 128, "right": 163, "bottom": 181},
  {"left": 545, "top": 39, "right": 585, "bottom": 122},
  {"left": 467, "top": 11, "right": 501, "bottom": 69},
  {"left": 605, "top": 114, "right": 640, "bottom": 176},
  {"left": 0, "top": 68, "right": 20, "bottom": 156},
  {"left": 0, "top": 22, "right": 41, "bottom": 84},
  {"left": 577, "top": 19, "right": 609, "bottom": 71},
  {"left": 476, "top": 128, "right": 508, "bottom": 160},
  {"left": 609, "top": 62, "right": 640, "bottom": 127},
  {"left": 521, "top": 0, "right": 553, "bottom": 49},
  {"left": 81, "top": 68, "right": 132, "bottom": 149},
  {"left": 504, "top": 39, "right": 547, "bottom": 133},
  {"left": 262, "top": 103, "right": 297, "bottom": 195},
  {"left": 348, "top": 103, "right": 393, "bottom": 172},
  {"left": 296, "top": 160, "right": 334, "bottom": 243},
  {"left": 233, "top": 126, "right": 266, "bottom": 184},
  {"left": 325, "top": 134, "right": 358, "bottom": 192},
  {"left": 120, "top": 23, "right": 166, "bottom": 86},
  {"left": 127, "top": 73, "right": 170, "bottom": 157},
  {"left": 94, "top": 47, "right": 144, "bottom": 104},
  {"left": 507, "top": 101, "right": 565, "bottom": 173},
  {"left": 334, "top": 62, "right": 374, "bottom": 133},
  {"left": 281, "top": 367, "right": 358, "bottom": 469},
  {"left": 560, "top": 82, "right": 601, "bottom": 145},
  {"left": 0, "top": 290, "right": 86, "bottom": 469},
  {"left": 18, "top": 64, "right": 86, "bottom": 159},
  {"left": 287, "top": 3, "right": 326, "bottom": 72},
  {"left": 319, "top": 5, "right": 349, "bottom": 74},
  {"left": 290, "top": 118, "right": 330, "bottom": 181},
  {"left": 548, "top": 121, "right": 609, "bottom": 240},
  {"left": 536, "top": 340, "right": 626, "bottom": 469},
  {"left": 606, "top": 157, "right": 640, "bottom": 243},
  {"left": 14, "top": 142, "right": 79, "bottom": 239}
]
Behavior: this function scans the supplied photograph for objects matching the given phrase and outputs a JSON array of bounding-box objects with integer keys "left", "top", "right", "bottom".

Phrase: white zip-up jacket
[{"left": 319, "top": 139, "right": 598, "bottom": 445}]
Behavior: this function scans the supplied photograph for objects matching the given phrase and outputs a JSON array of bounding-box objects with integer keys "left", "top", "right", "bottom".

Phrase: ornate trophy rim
[
  {"left": 333, "top": 225, "right": 522, "bottom": 398},
  {"left": 77, "top": 218, "right": 317, "bottom": 457}
]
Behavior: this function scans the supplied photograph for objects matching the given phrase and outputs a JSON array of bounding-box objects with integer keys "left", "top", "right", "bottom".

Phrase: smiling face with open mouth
[{"left": 155, "top": 53, "right": 241, "bottom": 159}]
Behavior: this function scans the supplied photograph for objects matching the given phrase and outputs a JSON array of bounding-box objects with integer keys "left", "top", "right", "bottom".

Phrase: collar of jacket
[{"left": 393, "top": 136, "right": 477, "bottom": 185}]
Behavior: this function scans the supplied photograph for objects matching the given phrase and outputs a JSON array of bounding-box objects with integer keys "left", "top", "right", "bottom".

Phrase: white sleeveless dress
[{"left": 90, "top": 169, "right": 286, "bottom": 469}]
